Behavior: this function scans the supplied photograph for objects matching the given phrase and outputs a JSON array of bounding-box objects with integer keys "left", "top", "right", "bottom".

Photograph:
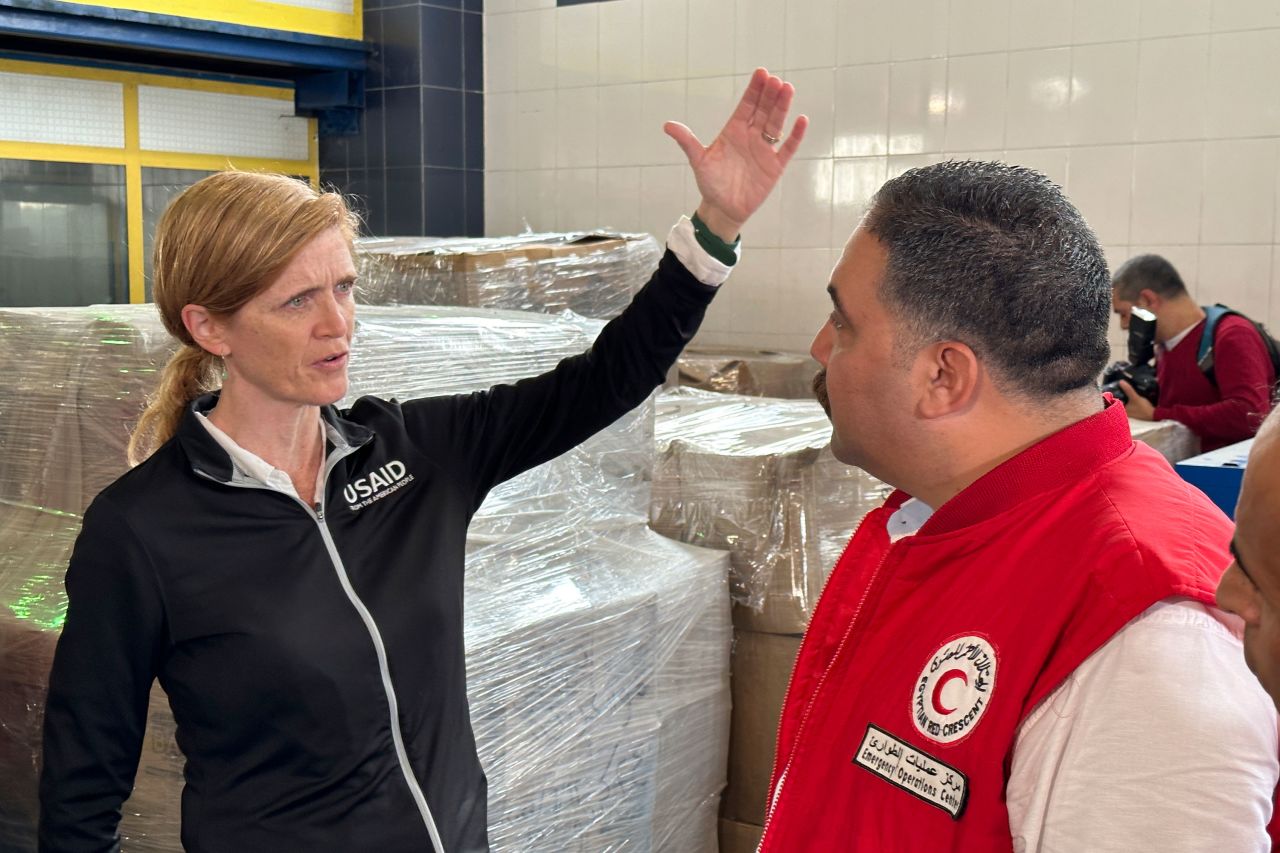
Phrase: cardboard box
[
  {"left": 719, "top": 817, "right": 764, "bottom": 853},
  {"left": 651, "top": 389, "right": 891, "bottom": 635},
  {"left": 355, "top": 231, "right": 661, "bottom": 319},
  {"left": 722, "top": 630, "right": 801, "bottom": 826},
  {"left": 653, "top": 686, "right": 730, "bottom": 853},
  {"left": 0, "top": 505, "right": 91, "bottom": 848},
  {"left": 1129, "top": 417, "right": 1200, "bottom": 464},
  {"left": 678, "top": 348, "right": 820, "bottom": 400},
  {"left": 0, "top": 623, "right": 184, "bottom": 852},
  {"left": 0, "top": 504, "right": 186, "bottom": 850}
]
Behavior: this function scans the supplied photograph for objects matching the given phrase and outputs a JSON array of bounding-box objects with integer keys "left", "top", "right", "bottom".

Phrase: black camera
[{"left": 1100, "top": 306, "right": 1159, "bottom": 405}]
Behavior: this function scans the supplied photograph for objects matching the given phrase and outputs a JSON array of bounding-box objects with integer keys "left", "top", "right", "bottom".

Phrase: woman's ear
[
  {"left": 916, "top": 340, "right": 980, "bottom": 420},
  {"left": 181, "top": 304, "right": 228, "bottom": 358}
]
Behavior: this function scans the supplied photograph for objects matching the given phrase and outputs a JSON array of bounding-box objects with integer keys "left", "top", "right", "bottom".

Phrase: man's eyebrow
[
  {"left": 826, "top": 283, "right": 847, "bottom": 318},
  {"left": 1230, "top": 539, "right": 1258, "bottom": 587}
]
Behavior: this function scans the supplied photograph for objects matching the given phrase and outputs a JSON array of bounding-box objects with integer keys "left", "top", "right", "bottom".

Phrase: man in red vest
[
  {"left": 760, "top": 161, "right": 1278, "bottom": 851},
  {"left": 1110, "top": 254, "right": 1276, "bottom": 451}
]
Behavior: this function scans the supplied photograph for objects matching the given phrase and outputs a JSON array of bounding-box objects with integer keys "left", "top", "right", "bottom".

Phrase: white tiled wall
[{"left": 485, "top": 0, "right": 1280, "bottom": 355}]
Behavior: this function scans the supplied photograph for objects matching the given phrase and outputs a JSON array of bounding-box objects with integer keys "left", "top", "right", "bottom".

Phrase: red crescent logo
[{"left": 931, "top": 669, "right": 969, "bottom": 715}]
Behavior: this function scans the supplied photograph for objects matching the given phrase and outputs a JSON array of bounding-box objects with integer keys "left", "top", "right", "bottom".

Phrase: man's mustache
[{"left": 813, "top": 368, "right": 830, "bottom": 416}]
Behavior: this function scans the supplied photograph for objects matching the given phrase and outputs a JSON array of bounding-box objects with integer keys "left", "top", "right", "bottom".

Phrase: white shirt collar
[
  {"left": 887, "top": 497, "right": 934, "bottom": 541},
  {"left": 195, "top": 412, "right": 342, "bottom": 504},
  {"left": 1162, "top": 319, "right": 1201, "bottom": 354}
]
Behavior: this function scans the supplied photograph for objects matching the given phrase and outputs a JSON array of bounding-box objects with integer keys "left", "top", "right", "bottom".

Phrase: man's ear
[
  {"left": 180, "top": 304, "right": 228, "bottom": 358},
  {"left": 916, "top": 340, "right": 981, "bottom": 420},
  {"left": 1137, "top": 288, "right": 1161, "bottom": 311}
]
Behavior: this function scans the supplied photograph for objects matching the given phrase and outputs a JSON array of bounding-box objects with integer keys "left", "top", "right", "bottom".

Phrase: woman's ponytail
[{"left": 126, "top": 344, "right": 221, "bottom": 465}]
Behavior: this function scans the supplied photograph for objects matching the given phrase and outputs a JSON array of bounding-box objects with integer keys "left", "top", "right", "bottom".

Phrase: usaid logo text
[{"left": 344, "top": 460, "right": 413, "bottom": 511}]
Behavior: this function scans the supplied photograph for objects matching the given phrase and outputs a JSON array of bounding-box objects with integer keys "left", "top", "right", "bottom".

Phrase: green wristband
[{"left": 691, "top": 212, "right": 740, "bottom": 266}]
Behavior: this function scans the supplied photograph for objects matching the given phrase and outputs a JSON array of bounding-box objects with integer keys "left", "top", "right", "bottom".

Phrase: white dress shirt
[{"left": 888, "top": 498, "right": 1278, "bottom": 851}]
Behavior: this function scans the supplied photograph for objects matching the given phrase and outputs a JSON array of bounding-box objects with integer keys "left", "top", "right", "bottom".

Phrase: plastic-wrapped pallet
[
  {"left": 0, "top": 304, "right": 727, "bottom": 852},
  {"left": 465, "top": 522, "right": 729, "bottom": 853},
  {"left": 346, "top": 306, "right": 654, "bottom": 531},
  {"left": 0, "top": 506, "right": 73, "bottom": 848},
  {"left": 0, "top": 504, "right": 184, "bottom": 853},
  {"left": 651, "top": 387, "right": 892, "bottom": 634},
  {"left": 648, "top": 389, "right": 883, "bottom": 837},
  {"left": 0, "top": 305, "right": 653, "bottom": 525},
  {"left": 676, "top": 348, "right": 819, "bottom": 399},
  {"left": 1129, "top": 417, "right": 1199, "bottom": 464},
  {"left": 0, "top": 308, "right": 167, "bottom": 516},
  {"left": 356, "top": 232, "right": 662, "bottom": 320}
]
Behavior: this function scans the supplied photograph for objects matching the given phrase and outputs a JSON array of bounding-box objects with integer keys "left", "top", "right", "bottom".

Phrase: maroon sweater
[{"left": 1153, "top": 314, "right": 1275, "bottom": 451}]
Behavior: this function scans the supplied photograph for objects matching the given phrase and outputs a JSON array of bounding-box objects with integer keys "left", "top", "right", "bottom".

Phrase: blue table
[{"left": 1175, "top": 439, "right": 1253, "bottom": 520}]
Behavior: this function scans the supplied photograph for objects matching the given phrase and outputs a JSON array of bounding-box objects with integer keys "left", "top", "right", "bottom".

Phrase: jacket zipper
[
  {"left": 758, "top": 517, "right": 896, "bottom": 852},
  {"left": 195, "top": 458, "right": 447, "bottom": 852}
]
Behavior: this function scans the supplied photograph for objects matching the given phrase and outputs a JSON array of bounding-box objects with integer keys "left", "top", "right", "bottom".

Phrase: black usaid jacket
[{"left": 38, "top": 251, "right": 717, "bottom": 853}]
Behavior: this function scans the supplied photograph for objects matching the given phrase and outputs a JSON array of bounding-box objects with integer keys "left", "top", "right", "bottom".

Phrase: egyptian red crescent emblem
[
  {"left": 913, "top": 635, "right": 998, "bottom": 744},
  {"left": 931, "top": 669, "right": 969, "bottom": 715}
]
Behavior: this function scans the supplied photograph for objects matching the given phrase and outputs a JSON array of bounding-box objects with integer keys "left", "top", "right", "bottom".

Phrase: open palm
[{"left": 665, "top": 68, "right": 809, "bottom": 241}]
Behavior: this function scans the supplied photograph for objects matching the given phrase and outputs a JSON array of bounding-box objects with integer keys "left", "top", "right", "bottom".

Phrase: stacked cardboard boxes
[
  {"left": 650, "top": 388, "right": 891, "bottom": 845},
  {"left": 651, "top": 388, "right": 890, "bottom": 632}
]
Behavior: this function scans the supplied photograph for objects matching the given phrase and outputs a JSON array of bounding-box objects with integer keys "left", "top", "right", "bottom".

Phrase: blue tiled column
[{"left": 320, "top": 0, "right": 483, "bottom": 237}]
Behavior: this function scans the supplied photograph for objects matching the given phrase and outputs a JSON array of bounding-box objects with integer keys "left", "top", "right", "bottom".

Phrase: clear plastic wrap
[
  {"left": 0, "top": 304, "right": 730, "bottom": 852},
  {"left": 346, "top": 306, "right": 655, "bottom": 531},
  {"left": 0, "top": 502, "right": 184, "bottom": 852},
  {"left": 676, "top": 348, "right": 820, "bottom": 399},
  {"left": 0, "top": 308, "right": 171, "bottom": 516},
  {"left": 356, "top": 232, "right": 663, "bottom": 320},
  {"left": 0, "top": 504, "right": 77, "bottom": 849},
  {"left": 0, "top": 305, "right": 654, "bottom": 525},
  {"left": 1129, "top": 417, "right": 1200, "bottom": 464},
  {"left": 650, "top": 387, "right": 893, "bottom": 634},
  {"left": 465, "top": 523, "right": 729, "bottom": 853},
  {"left": 650, "top": 390, "right": 1204, "bottom": 633}
]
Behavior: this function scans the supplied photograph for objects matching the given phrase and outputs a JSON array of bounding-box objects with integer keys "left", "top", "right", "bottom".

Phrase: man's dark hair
[
  {"left": 1111, "top": 253, "right": 1189, "bottom": 302},
  {"left": 862, "top": 160, "right": 1111, "bottom": 398}
]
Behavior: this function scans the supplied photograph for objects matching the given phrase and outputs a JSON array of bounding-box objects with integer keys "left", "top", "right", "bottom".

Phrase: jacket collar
[
  {"left": 176, "top": 391, "right": 374, "bottom": 484},
  {"left": 910, "top": 398, "right": 1133, "bottom": 536}
]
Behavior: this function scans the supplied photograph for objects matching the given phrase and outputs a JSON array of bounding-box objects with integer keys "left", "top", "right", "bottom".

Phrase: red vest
[{"left": 759, "top": 402, "right": 1233, "bottom": 851}]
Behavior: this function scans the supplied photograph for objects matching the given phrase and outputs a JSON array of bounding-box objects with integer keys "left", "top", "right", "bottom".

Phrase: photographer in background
[{"left": 1111, "top": 254, "right": 1277, "bottom": 451}]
